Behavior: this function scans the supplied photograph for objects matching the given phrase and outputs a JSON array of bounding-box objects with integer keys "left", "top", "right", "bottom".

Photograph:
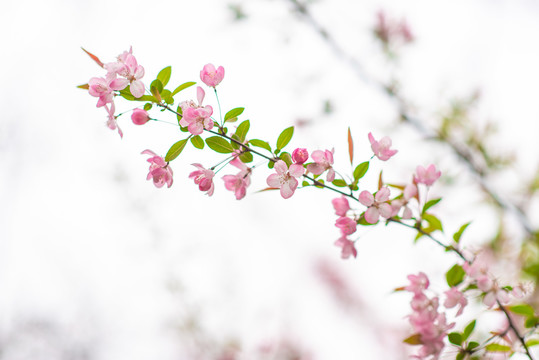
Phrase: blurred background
[{"left": 1, "top": 0, "right": 539, "bottom": 358}]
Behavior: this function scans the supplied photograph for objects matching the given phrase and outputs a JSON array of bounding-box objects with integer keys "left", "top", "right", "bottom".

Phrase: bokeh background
[{"left": 1, "top": 0, "right": 539, "bottom": 359}]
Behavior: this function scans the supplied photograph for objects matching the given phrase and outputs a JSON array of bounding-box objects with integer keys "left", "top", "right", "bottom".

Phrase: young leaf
[
  {"left": 205, "top": 136, "right": 234, "bottom": 153},
  {"left": 462, "top": 320, "right": 476, "bottom": 341},
  {"left": 224, "top": 107, "right": 245, "bottom": 122},
  {"left": 172, "top": 81, "right": 196, "bottom": 96},
  {"left": 485, "top": 344, "right": 511, "bottom": 352},
  {"left": 119, "top": 87, "right": 135, "bottom": 100},
  {"left": 453, "top": 222, "right": 472, "bottom": 243},
  {"left": 249, "top": 139, "right": 272, "bottom": 152},
  {"left": 279, "top": 152, "right": 292, "bottom": 167},
  {"left": 157, "top": 66, "right": 172, "bottom": 87},
  {"left": 235, "top": 120, "right": 250, "bottom": 142},
  {"left": 276, "top": 126, "right": 294, "bottom": 151},
  {"left": 422, "top": 198, "right": 442, "bottom": 214},
  {"left": 165, "top": 139, "right": 188, "bottom": 162},
  {"left": 353, "top": 162, "right": 369, "bottom": 181},
  {"left": 347, "top": 127, "right": 354, "bottom": 165},
  {"left": 77, "top": 83, "right": 89, "bottom": 90},
  {"left": 446, "top": 264, "right": 466, "bottom": 287},
  {"left": 143, "top": 103, "right": 152, "bottom": 111},
  {"left": 150, "top": 79, "right": 163, "bottom": 102},
  {"left": 239, "top": 151, "right": 253, "bottom": 163},
  {"left": 161, "top": 89, "right": 174, "bottom": 105},
  {"left": 526, "top": 339, "right": 539, "bottom": 347},
  {"left": 403, "top": 334, "right": 422, "bottom": 345},
  {"left": 448, "top": 332, "right": 463, "bottom": 346},
  {"left": 191, "top": 135, "right": 204, "bottom": 149},
  {"left": 332, "top": 179, "right": 347, "bottom": 188},
  {"left": 422, "top": 213, "right": 444, "bottom": 232},
  {"left": 508, "top": 304, "right": 535, "bottom": 317},
  {"left": 81, "top": 47, "right": 104, "bottom": 67},
  {"left": 467, "top": 341, "right": 480, "bottom": 351}
]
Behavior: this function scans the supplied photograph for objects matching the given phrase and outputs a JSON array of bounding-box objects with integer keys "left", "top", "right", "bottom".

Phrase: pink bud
[
  {"left": 292, "top": 148, "right": 309, "bottom": 164},
  {"left": 200, "top": 63, "right": 225, "bottom": 87},
  {"left": 131, "top": 109, "right": 150, "bottom": 125}
]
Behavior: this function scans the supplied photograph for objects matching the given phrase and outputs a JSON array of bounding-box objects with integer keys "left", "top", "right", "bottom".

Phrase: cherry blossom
[
  {"left": 131, "top": 108, "right": 150, "bottom": 125},
  {"left": 368, "top": 132, "right": 398, "bottom": 161},
  {"left": 405, "top": 272, "right": 429, "bottom": 294},
  {"left": 88, "top": 73, "right": 115, "bottom": 107},
  {"left": 358, "top": 187, "right": 392, "bottom": 224},
  {"left": 292, "top": 148, "right": 309, "bottom": 164},
  {"left": 334, "top": 236, "right": 357, "bottom": 259},
  {"left": 307, "top": 149, "right": 335, "bottom": 182},
  {"left": 390, "top": 183, "right": 417, "bottom": 219},
  {"left": 200, "top": 63, "right": 225, "bottom": 87},
  {"left": 266, "top": 160, "right": 305, "bottom": 199},
  {"left": 414, "top": 164, "right": 441, "bottom": 186},
  {"left": 189, "top": 164, "right": 215, "bottom": 196},
  {"left": 105, "top": 102, "right": 122, "bottom": 138},
  {"left": 335, "top": 216, "right": 357, "bottom": 235},
  {"left": 141, "top": 150, "right": 173, "bottom": 188},
  {"left": 444, "top": 287, "right": 467, "bottom": 316},
  {"left": 108, "top": 53, "right": 146, "bottom": 98},
  {"left": 222, "top": 158, "right": 251, "bottom": 200},
  {"left": 332, "top": 196, "right": 350, "bottom": 217}
]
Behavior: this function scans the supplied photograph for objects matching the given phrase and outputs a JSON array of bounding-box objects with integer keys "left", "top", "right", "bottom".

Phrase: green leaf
[
  {"left": 353, "top": 162, "right": 370, "bottom": 181},
  {"left": 172, "top": 81, "right": 196, "bottom": 96},
  {"left": 526, "top": 339, "right": 539, "bottom": 347},
  {"left": 525, "top": 317, "right": 539, "bottom": 328},
  {"left": 161, "top": 89, "right": 174, "bottom": 105},
  {"left": 462, "top": 320, "right": 476, "bottom": 341},
  {"left": 239, "top": 151, "right": 253, "bottom": 163},
  {"left": 467, "top": 341, "right": 479, "bottom": 350},
  {"left": 235, "top": 120, "right": 250, "bottom": 142},
  {"left": 279, "top": 152, "right": 292, "bottom": 167},
  {"left": 456, "top": 353, "right": 465, "bottom": 360},
  {"left": 485, "top": 343, "right": 511, "bottom": 352},
  {"left": 453, "top": 222, "right": 471, "bottom": 243},
  {"left": 422, "top": 213, "right": 444, "bottom": 232},
  {"left": 205, "top": 136, "right": 234, "bottom": 153},
  {"left": 268, "top": 161, "right": 275, "bottom": 169},
  {"left": 403, "top": 334, "right": 422, "bottom": 345},
  {"left": 302, "top": 181, "right": 310, "bottom": 187},
  {"left": 422, "top": 198, "right": 442, "bottom": 214},
  {"left": 150, "top": 79, "right": 164, "bottom": 101},
  {"left": 314, "top": 179, "right": 325, "bottom": 188},
  {"left": 249, "top": 139, "right": 272, "bottom": 152},
  {"left": 446, "top": 264, "right": 466, "bottom": 287},
  {"left": 276, "top": 126, "right": 294, "bottom": 151},
  {"left": 332, "top": 179, "right": 347, "bottom": 187},
  {"left": 119, "top": 86, "right": 135, "bottom": 100},
  {"left": 224, "top": 107, "right": 245, "bottom": 122},
  {"left": 508, "top": 304, "right": 535, "bottom": 317},
  {"left": 190, "top": 135, "right": 204, "bottom": 149},
  {"left": 143, "top": 103, "right": 152, "bottom": 111},
  {"left": 448, "top": 332, "right": 462, "bottom": 346},
  {"left": 165, "top": 139, "right": 188, "bottom": 162},
  {"left": 157, "top": 66, "right": 172, "bottom": 87}
]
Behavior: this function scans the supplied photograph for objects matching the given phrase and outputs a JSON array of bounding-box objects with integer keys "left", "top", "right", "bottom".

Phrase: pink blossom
[
  {"left": 332, "top": 196, "right": 350, "bottom": 216},
  {"left": 200, "top": 63, "right": 225, "bottom": 87},
  {"left": 292, "top": 148, "right": 309, "bottom": 164},
  {"left": 335, "top": 216, "right": 357, "bottom": 235},
  {"left": 391, "top": 183, "right": 417, "bottom": 219},
  {"left": 88, "top": 73, "right": 115, "bottom": 107},
  {"left": 307, "top": 149, "right": 335, "bottom": 182},
  {"left": 189, "top": 163, "right": 215, "bottom": 196},
  {"left": 444, "top": 287, "right": 467, "bottom": 316},
  {"left": 368, "top": 132, "right": 398, "bottom": 161},
  {"left": 222, "top": 158, "right": 251, "bottom": 200},
  {"left": 141, "top": 150, "right": 173, "bottom": 188},
  {"left": 334, "top": 236, "right": 357, "bottom": 259},
  {"left": 414, "top": 165, "right": 441, "bottom": 186},
  {"left": 131, "top": 109, "right": 150, "bottom": 125},
  {"left": 181, "top": 106, "right": 214, "bottom": 135},
  {"left": 105, "top": 102, "right": 123, "bottom": 138},
  {"left": 108, "top": 52, "right": 145, "bottom": 98},
  {"left": 266, "top": 160, "right": 305, "bottom": 199},
  {"left": 358, "top": 187, "right": 393, "bottom": 224},
  {"left": 405, "top": 272, "right": 429, "bottom": 295}
]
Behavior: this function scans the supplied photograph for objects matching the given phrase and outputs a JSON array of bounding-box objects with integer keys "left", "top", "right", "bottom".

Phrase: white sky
[{"left": 1, "top": 0, "right": 539, "bottom": 359}]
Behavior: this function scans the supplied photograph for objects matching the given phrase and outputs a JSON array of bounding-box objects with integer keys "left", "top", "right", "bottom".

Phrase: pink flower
[
  {"left": 332, "top": 196, "right": 350, "bottom": 216},
  {"left": 88, "top": 73, "right": 115, "bottom": 107},
  {"left": 105, "top": 102, "right": 123, "bottom": 138},
  {"left": 222, "top": 158, "right": 251, "bottom": 200},
  {"left": 266, "top": 160, "right": 305, "bottom": 199},
  {"left": 390, "top": 183, "right": 417, "bottom": 219},
  {"left": 414, "top": 165, "right": 441, "bottom": 186},
  {"left": 107, "top": 52, "right": 146, "bottom": 98},
  {"left": 141, "top": 150, "right": 173, "bottom": 188},
  {"left": 292, "top": 148, "right": 309, "bottom": 164},
  {"left": 181, "top": 107, "right": 214, "bottom": 135},
  {"left": 334, "top": 236, "right": 357, "bottom": 259},
  {"left": 368, "top": 132, "right": 397, "bottom": 161},
  {"left": 405, "top": 272, "right": 429, "bottom": 295},
  {"left": 307, "top": 149, "right": 335, "bottom": 182},
  {"left": 200, "top": 63, "right": 225, "bottom": 87},
  {"left": 131, "top": 109, "right": 150, "bottom": 125},
  {"left": 444, "top": 287, "right": 467, "bottom": 316},
  {"left": 335, "top": 216, "right": 357, "bottom": 235},
  {"left": 189, "top": 164, "right": 215, "bottom": 196},
  {"left": 358, "top": 187, "right": 393, "bottom": 224}
]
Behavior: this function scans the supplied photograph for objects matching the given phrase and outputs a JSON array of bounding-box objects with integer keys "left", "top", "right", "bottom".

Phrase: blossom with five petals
[
  {"left": 200, "top": 64, "right": 225, "bottom": 87},
  {"left": 266, "top": 160, "right": 305, "bottom": 199},
  {"left": 368, "top": 132, "right": 398, "bottom": 161},
  {"left": 88, "top": 73, "right": 115, "bottom": 107},
  {"left": 307, "top": 149, "right": 335, "bottom": 182},
  {"left": 189, "top": 164, "right": 215, "bottom": 196},
  {"left": 141, "top": 150, "right": 173, "bottom": 188},
  {"left": 108, "top": 53, "right": 146, "bottom": 98},
  {"left": 222, "top": 158, "right": 251, "bottom": 200},
  {"left": 358, "top": 187, "right": 392, "bottom": 224}
]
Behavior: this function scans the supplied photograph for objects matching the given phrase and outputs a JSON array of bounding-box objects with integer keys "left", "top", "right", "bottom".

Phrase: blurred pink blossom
[
  {"left": 368, "top": 132, "right": 398, "bottom": 161},
  {"left": 142, "top": 150, "right": 173, "bottom": 188},
  {"left": 307, "top": 149, "right": 335, "bottom": 182},
  {"left": 414, "top": 165, "right": 441, "bottom": 186},
  {"left": 334, "top": 236, "right": 357, "bottom": 259},
  {"left": 189, "top": 163, "right": 215, "bottom": 196}
]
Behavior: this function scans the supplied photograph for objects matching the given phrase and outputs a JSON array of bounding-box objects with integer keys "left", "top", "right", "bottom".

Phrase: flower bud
[{"left": 131, "top": 109, "right": 150, "bottom": 125}]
